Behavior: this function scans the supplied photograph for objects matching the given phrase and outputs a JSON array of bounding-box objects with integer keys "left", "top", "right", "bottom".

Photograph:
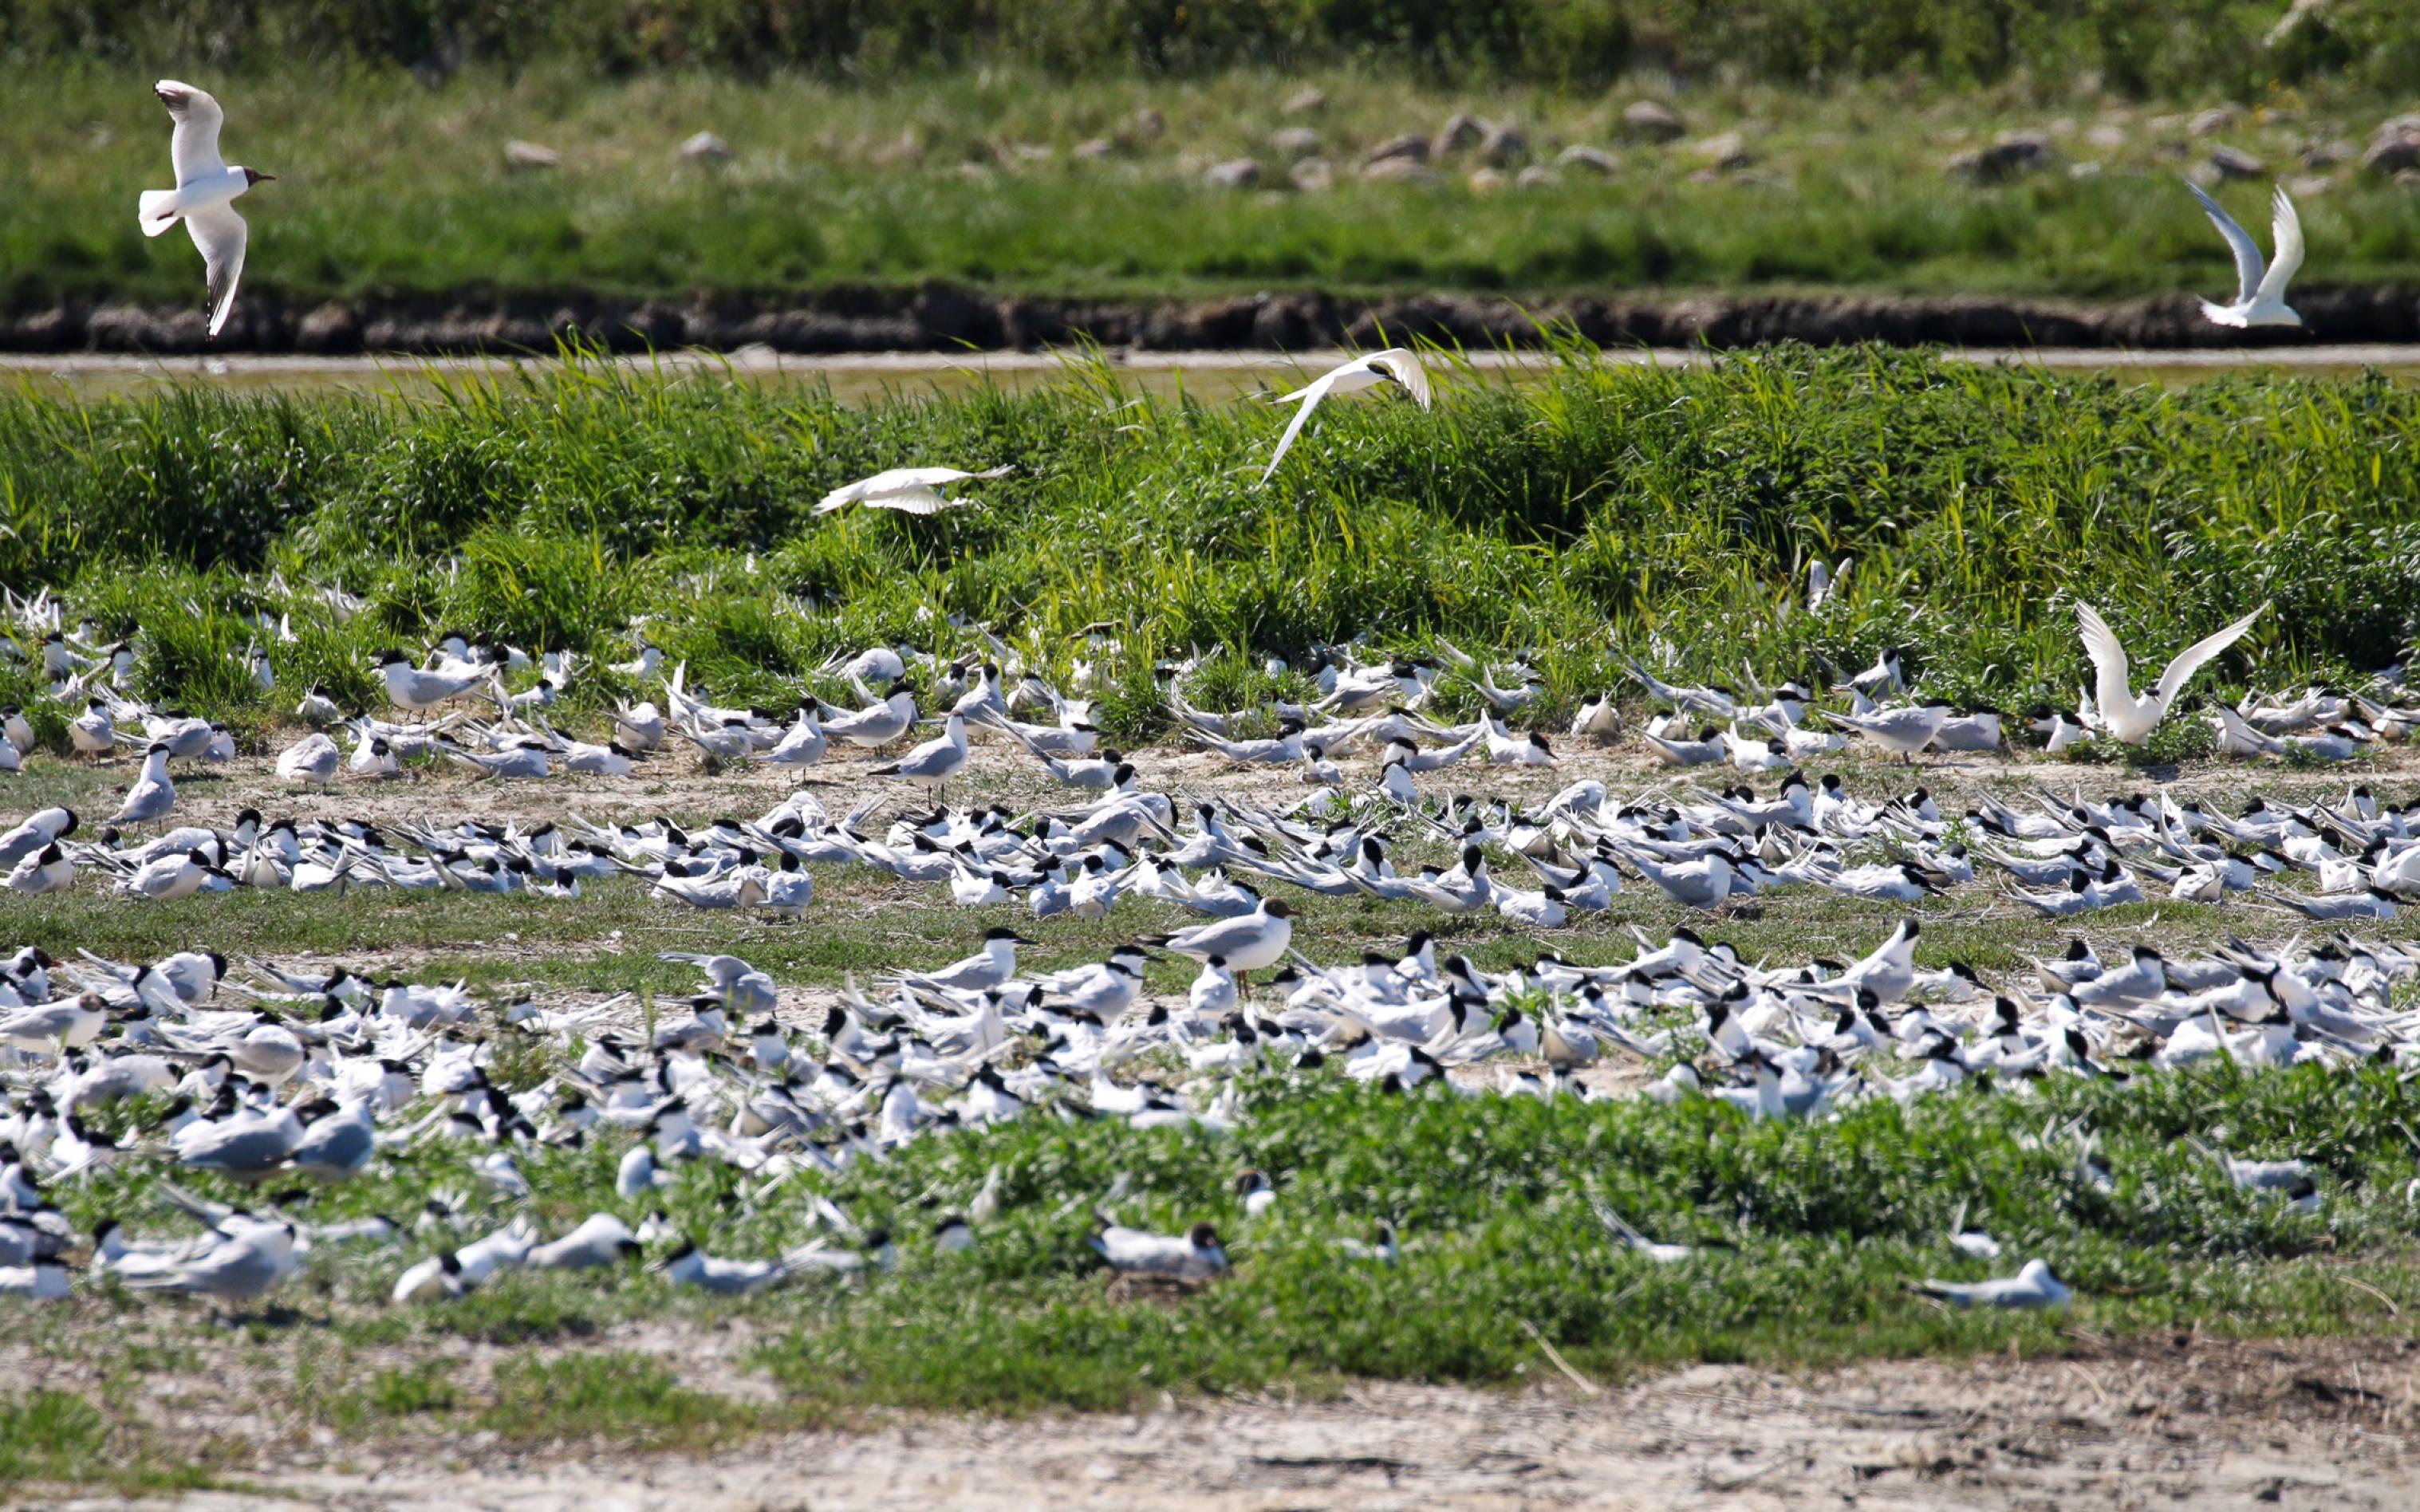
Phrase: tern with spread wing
[
  {"left": 2075, "top": 600, "right": 2267, "bottom": 745},
  {"left": 1259, "top": 348, "right": 1432, "bottom": 486},
  {"left": 814, "top": 466, "right": 1013, "bottom": 517},
  {"left": 2186, "top": 180, "right": 2304, "bottom": 329}
]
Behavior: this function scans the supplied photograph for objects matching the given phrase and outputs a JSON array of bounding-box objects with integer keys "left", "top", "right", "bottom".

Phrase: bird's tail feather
[{"left": 138, "top": 190, "right": 181, "bottom": 236}]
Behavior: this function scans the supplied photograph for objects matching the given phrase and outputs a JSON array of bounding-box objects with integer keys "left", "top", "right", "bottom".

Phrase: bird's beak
[{"left": 258, "top": 173, "right": 278, "bottom": 182}]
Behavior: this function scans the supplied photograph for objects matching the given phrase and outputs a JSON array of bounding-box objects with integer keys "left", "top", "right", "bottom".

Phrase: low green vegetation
[
  {"left": 6, "top": 64, "right": 2419, "bottom": 313},
  {"left": 23, "top": 1059, "right": 2420, "bottom": 1425},
  {"left": 1, "top": 344, "right": 2412, "bottom": 742}
]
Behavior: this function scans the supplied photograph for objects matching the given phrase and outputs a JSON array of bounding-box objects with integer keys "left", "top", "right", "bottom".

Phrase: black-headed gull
[
  {"left": 2186, "top": 180, "right": 2304, "bottom": 329},
  {"left": 1259, "top": 348, "right": 1432, "bottom": 485},
  {"left": 139, "top": 82, "right": 275, "bottom": 339}
]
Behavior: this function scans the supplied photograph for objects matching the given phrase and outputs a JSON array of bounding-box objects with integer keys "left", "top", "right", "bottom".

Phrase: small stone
[
  {"left": 2209, "top": 144, "right": 2266, "bottom": 179},
  {"left": 1948, "top": 131, "right": 2054, "bottom": 183},
  {"left": 1269, "top": 127, "right": 1322, "bottom": 161},
  {"left": 1433, "top": 112, "right": 1484, "bottom": 156},
  {"left": 1288, "top": 157, "right": 1334, "bottom": 193},
  {"left": 2365, "top": 114, "right": 2420, "bottom": 175},
  {"left": 1467, "top": 167, "right": 1507, "bottom": 192},
  {"left": 1694, "top": 131, "right": 1754, "bottom": 171},
  {"left": 503, "top": 139, "right": 560, "bottom": 169},
  {"left": 1515, "top": 164, "right": 1559, "bottom": 188},
  {"left": 678, "top": 131, "right": 731, "bottom": 163},
  {"left": 2267, "top": 0, "right": 2330, "bottom": 45},
  {"left": 1360, "top": 156, "right": 1439, "bottom": 185},
  {"left": 872, "top": 129, "right": 923, "bottom": 167},
  {"left": 1621, "top": 100, "right": 1686, "bottom": 143},
  {"left": 1555, "top": 144, "right": 1620, "bottom": 175},
  {"left": 2189, "top": 104, "right": 2244, "bottom": 137},
  {"left": 1204, "top": 158, "right": 1263, "bottom": 189},
  {"left": 1282, "top": 88, "right": 1326, "bottom": 117},
  {"left": 2300, "top": 138, "right": 2357, "bottom": 169},
  {"left": 1478, "top": 121, "right": 1528, "bottom": 167},
  {"left": 2086, "top": 123, "right": 2127, "bottom": 151},
  {"left": 1129, "top": 108, "right": 1165, "bottom": 140},
  {"left": 1072, "top": 137, "right": 1115, "bottom": 160},
  {"left": 2398, "top": 167, "right": 2420, "bottom": 190},
  {"left": 2284, "top": 172, "right": 2337, "bottom": 198},
  {"left": 1363, "top": 132, "right": 1429, "bottom": 167},
  {"left": 2068, "top": 160, "right": 2103, "bottom": 179}
]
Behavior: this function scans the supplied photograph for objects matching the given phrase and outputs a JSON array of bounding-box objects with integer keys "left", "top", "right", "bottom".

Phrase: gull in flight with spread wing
[
  {"left": 813, "top": 466, "right": 1014, "bottom": 517},
  {"left": 2075, "top": 600, "right": 2267, "bottom": 745},
  {"left": 139, "top": 82, "right": 276, "bottom": 339},
  {"left": 2185, "top": 180, "right": 2304, "bottom": 329},
  {"left": 1259, "top": 348, "right": 1432, "bottom": 486}
]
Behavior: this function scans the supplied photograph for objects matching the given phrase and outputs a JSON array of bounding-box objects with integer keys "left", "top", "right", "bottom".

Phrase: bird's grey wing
[
  {"left": 185, "top": 206, "right": 248, "bottom": 338},
  {"left": 156, "top": 80, "right": 227, "bottom": 183},
  {"left": 1367, "top": 347, "right": 1433, "bottom": 409},
  {"left": 1259, "top": 372, "right": 1342, "bottom": 486},
  {"left": 2153, "top": 603, "right": 2266, "bottom": 709},
  {"left": 2255, "top": 186, "right": 2304, "bottom": 303},
  {"left": 2073, "top": 603, "right": 2135, "bottom": 718},
  {"left": 2186, "top": 180, "right": 2264, "bottom": 303}
]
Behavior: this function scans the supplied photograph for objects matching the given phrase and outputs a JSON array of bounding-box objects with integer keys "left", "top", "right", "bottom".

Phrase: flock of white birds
[
  {"left": 0, "top": 81, "right": 2371, "bottom": 1322},
  {"left": 0, "top": 574, "right": 2414, "bottom": 1313}
]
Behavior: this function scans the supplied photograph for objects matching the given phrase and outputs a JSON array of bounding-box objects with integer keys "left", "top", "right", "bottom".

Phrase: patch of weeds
[
  {"left": 322, "top": 1361, "right": 461, "bottom": 1434},
  {"left": 480, "top": 1353, "right": 747, "bottom": 1450},
  {"left": 0, "top": 1390, "right": 218, "bottom": 1492}
]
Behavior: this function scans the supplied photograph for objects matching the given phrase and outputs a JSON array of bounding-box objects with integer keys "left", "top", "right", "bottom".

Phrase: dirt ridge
[{"left": 10, "top": 283, "right": 2420, "bottom": 356}]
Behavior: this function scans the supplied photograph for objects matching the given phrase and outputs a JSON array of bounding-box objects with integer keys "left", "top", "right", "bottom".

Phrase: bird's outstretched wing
[
  {"left": 2074, "top": 603, "right": 2135, "bottom": 717},
  {"left": 186, "top": 206, "right": 248, "bottom": 338},
  {"left": 1259, "top": 369, "right": 1346, "bottom": 486},
  {"left": 2153, "top": 603, "right": 2266, "bottom": 710},
  {"left": 816, "top": 464, "right": 1011, "bottom": 515},
  {"left": 156, "top": 80, "right": 227, "bottom": 185},
  {"left": 1366, "top": 347, "right": 1433, "bottom": 409},
  {"left": 2186, "top": 181, "right": 2264, "bottom": 304},
  {"left": 2256, "top": 187, "right": 2304, "bottom": 304}
]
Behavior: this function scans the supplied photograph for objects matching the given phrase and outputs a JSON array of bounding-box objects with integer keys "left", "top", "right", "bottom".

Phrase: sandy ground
[{"left": 26, "top": 1337, "right": 2418, "bottom": 1510}]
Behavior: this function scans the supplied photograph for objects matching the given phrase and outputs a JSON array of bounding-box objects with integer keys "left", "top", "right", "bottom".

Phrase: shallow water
[{"left": 7, "top": 344, "right": 2418, "bottom": 404}]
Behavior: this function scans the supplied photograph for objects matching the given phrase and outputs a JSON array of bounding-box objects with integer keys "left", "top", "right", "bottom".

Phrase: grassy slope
[
  {"left": 0, "top": 345, "right": 2414, "bottom": 739},
  {"left": 10, "top": 65, "right": 2420, "bottom": 309}
]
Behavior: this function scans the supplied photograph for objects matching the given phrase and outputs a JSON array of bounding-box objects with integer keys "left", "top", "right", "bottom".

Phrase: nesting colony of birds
[{"left": 0, "top": 78, "right": 2399, "bottom": 1337}]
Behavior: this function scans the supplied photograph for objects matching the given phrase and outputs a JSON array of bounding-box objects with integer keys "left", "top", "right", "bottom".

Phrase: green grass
[
  {"left": 479, "top": 1355, "right": 755, "bottom": 1448},
  {"left": 23, "top": 1057, "right": 2420, "bottom": 1425},
  {"left": 8, "top": 63, "right": 2420, "bottom": 313},
  {"left": 1, "top": 341, "right": 2414, "bottom": 746},
  {"left": 0, "top": 1388, "right": 224, "bottom": 1494}
]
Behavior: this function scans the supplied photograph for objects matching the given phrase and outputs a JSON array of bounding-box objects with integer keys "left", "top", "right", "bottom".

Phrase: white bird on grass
[
  {"left": 1092, "top": 1222, "right": 1228, "bottom": 1280},
  {"left": 1912, "top": 1257, "right": 2070, "bottom": 1309},
  {"left": 813, "top": 466, "right": 1013, "bottom": 517},
  {"left": 1259, "top": 348, "right": 1433, "bottom": 486},
  {"left": 138, "top": 82, "right": 276, "bottom": 339},
  {"left": 2185, "top": 180, "right": 2304, "bottom": 329},
  {"left": 2075, "top": 601, "right": 2267, "bottom": 746}
]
